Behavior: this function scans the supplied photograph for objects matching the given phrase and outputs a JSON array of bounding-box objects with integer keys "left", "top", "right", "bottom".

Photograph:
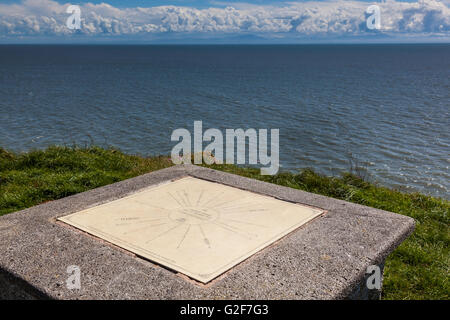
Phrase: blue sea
[{"left": 0, "top": 44, "right": 448, "bottom": 199}]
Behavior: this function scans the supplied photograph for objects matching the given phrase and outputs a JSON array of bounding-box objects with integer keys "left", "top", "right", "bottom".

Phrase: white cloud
[{"left": 0, "top": 0, "right": 448, "bottom": 39}]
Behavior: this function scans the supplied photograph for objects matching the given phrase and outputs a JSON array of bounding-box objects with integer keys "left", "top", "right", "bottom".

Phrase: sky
[{"left": 0, "top": 0, "right": 449, "bottom": 43}]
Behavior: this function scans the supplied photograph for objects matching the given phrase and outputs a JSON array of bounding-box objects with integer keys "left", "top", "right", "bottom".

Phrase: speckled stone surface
[{"left": 0, "top": 165, "right": 415, "bottom": 300}]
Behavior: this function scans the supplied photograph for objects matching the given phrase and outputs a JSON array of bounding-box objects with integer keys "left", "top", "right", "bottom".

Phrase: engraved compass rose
[
  {"left": 59, "top": 176, "right": 323, "bottom": 283},
  {"left": 113, "top": 187, "right": 269, "bottom": 249}
]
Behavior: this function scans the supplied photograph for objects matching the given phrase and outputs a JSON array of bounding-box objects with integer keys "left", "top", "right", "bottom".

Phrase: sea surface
[{"left": 0, "top": 44, "right": 448, "bottom": 199}]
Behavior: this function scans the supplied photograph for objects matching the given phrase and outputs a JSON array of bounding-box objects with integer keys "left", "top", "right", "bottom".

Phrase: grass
[
  {"left": 0, "top": 146, "right": 173, "bottom": 216},
  {"left": 0, "top": 146, "right": 448, "bottom": 300}
]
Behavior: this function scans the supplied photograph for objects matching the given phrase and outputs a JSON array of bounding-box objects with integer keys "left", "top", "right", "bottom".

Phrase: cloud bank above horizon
[{"left": 0, "top": 0, "right": 449, "bottom": 42}]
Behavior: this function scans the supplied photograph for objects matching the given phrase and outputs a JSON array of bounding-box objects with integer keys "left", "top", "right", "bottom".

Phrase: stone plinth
[{"left": 0, "top": 165, "right": 414, "bottom": 299}]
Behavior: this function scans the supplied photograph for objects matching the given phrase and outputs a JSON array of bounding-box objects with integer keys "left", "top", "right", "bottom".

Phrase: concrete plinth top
[{"left": 0, "top": 165, "right": 415, "bottom": 299}]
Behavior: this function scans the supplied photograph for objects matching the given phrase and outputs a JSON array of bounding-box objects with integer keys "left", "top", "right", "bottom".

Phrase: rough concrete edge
[
  {"left": 184, "top": 164, "right": 417, "bottom": 299},
  {"left": 0, "top": 165, "right": 185, "bottom": 300},
  {"left": 343, "top": 218, "right": 415, "bottom": 300},
  {"left": 1, "top": 164, "right": 416, "bottom": 300}
]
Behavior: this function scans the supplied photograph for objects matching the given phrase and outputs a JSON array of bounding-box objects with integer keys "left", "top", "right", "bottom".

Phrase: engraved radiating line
[
  {"left": 208, "top": 197, "right": 250, "bottom": 210},
  {"left": 212, "top": 195, "right": 246, "bottom": 207},
  {"left": 176, "top": 191, "right": 189, "bottom": 207},
  {"left": 215, "top": 201, "right": 263, "bottom": 211},
  {"left": 200, "top": 192, "right": 219, "bottom": 207},
  {"left": 211, "top": 221, "right": 256, "bottom": 239},
  {"left": 177, "top": 225, "right": 191, "bottom": 249},
  {"left": 167, "top": 192, "right": 184, "bottom": 208},
  {"left": 201, "top": 191, "right": 226, "bottom": 207},
  {"left": 207, "top": 193, "right": 253, "bottom": 209},
  {"left": 175, "top": 191, "right": 187, "bottom": 206},
  {"left": 183, "top": 190, "right": 192, "bottom": 206},
  {"left": 178, "top": 190, "right": 192, "bottom": 207},
  {"left": 122, "top": 222, "right": 169, "bottom": 235},
  {"left": 145, "top": 223, "right": 183, "bottom": 244},
  {"left": 220, "top": 209, "right": 269, "bottom": 215},
  {"left": 217, "top": 200, "right": 265, "bottom": 209},
  {"left": 176, "top": 190, "right": 190, "bottom": 206},
  {"left": 221, "top": 218, "right": 268, "bottom": 228},
  {"left": 132, "top": 201, "right": 175, "bottom": 213},
  {"left": 198, "top": 224, "right": 211, "bottom": 248},
  {"left": 218, "top": 204, "right": 267, "bottom": 211},
  {"left": 196, "top": 190, "right": 205, "bottom": 206},
  {"left": 115, "top": 218, "right": 164, "bottom": 226}
]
